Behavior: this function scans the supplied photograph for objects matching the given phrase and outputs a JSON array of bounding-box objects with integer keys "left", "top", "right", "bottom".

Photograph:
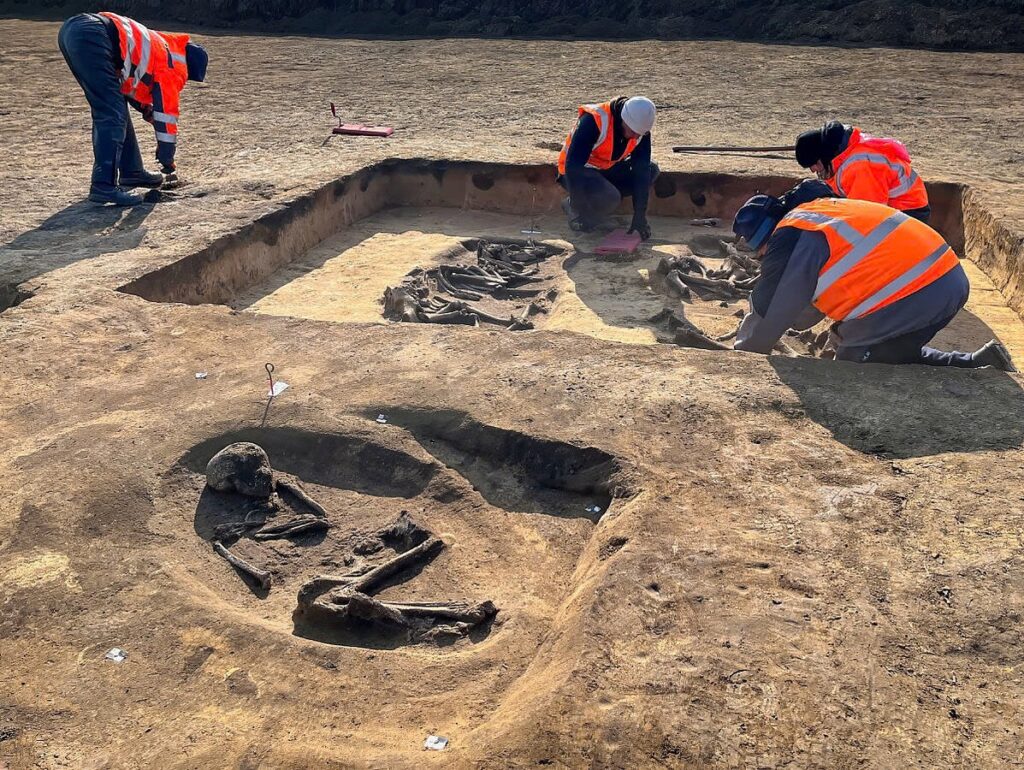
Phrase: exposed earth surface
[{"left": 1, "top": 18, "right": 1024, "bottom": 769}]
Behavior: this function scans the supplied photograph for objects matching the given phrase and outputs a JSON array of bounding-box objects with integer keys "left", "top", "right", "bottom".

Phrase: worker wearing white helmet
[{"left": 557, "top": 96, "right": 658, "bottom": 240}]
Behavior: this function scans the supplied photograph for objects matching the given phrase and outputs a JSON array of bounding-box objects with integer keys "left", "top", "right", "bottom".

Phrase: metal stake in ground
[
  {"left": 260, "top": 362, "right": 288, "bottom": 428},
  {"left": 521, "top": 185, "right": 542, "bottom": 236}
]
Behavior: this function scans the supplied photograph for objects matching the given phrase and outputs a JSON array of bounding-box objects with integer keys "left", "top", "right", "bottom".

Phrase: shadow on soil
[
  {"left": 292, "top": 605, "right": 497, "bottom": 650},
  {"left": 1, "top": 197, "right": 156, "bottom": 284},
  {"left": 771, "top": 345, "right": 1024, "bottom": 459},
  {"left": 372, "top": 407, "right": 627, "bottom": 519},
  {"left": 179, "top": 425, "right": 438, "bottom": 498}
]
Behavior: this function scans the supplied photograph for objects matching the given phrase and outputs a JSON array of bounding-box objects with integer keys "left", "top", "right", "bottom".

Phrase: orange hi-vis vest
[
  {"left": 99, "top": 12, "right": 188, "bottom": 148},
  {"left": 557, "top": 102, "right": 639, "bottom": 175},
  {"left": 775, "top": 198, "right": 958, "bottom": 321},
  {"left": 827, "top": 127, "right": 929, "bottom": 211}
]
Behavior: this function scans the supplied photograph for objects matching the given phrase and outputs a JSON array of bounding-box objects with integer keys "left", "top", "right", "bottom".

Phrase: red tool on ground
[
  {"left": 594, "top": 229, "right": 642, "bottom": 255},
  {"left": 330, "top": 103, "right": 394, "bottom": 137}
]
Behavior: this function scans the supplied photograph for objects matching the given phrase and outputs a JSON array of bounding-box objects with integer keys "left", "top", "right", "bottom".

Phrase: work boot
[
  {"left": 88, "top": 186, "right": 144, "bottom": 206},
  {"left": 560, "top": 197, "right": 585, "bottom": 231},
  {"left": 119, "top": 169, "right": 164, "bottom": 188},
  {"left": 972, "top": 339, "right": 1017, "bottom": 372}
]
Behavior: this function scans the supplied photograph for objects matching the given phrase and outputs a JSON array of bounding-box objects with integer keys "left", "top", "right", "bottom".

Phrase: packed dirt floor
[{"left": 2, "top": 19, "right": 1024, "bottom": 770}]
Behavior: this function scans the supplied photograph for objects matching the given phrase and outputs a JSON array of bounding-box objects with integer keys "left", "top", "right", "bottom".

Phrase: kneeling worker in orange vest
[
  {"left": 557, "top": 96, "right": 658, "bottom": 240},
  {"left": 795, "top": 121, "right": 931, "bottom": 223},
  {"left": 730, "top": 180, "right": 1015, "bottom": 369},
  {"left": 58, "top": 12, "right": 208, "bottom": 205}
]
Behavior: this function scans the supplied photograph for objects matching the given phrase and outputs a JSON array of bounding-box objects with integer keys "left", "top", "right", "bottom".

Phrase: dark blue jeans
[
  {"left": 561, "top": 162, "right": 660, "bottom": 225},
  {"left": 58, "top": 14, "right": 144, "bottom": 192},
  {"left": 905, "top": 205, "right": 931, "bottom": 224},
  {"left": 837, "top": 315, "right": 977, "bottom": 367}
]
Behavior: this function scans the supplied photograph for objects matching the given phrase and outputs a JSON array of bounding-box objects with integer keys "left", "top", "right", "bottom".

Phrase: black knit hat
[
  {"left": 818, "top": 120, "right": 848, "bottom": 163},
  {"left": 795, "top": 129, "right": 822, "bottom": 168},
  {"left": 795, "top": 120, "right": 850, "bottom": 167}
]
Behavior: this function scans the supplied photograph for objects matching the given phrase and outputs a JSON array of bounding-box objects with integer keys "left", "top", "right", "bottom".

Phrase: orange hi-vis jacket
[
  {"left": 775, "top": 197, "right": 958, "bottom": 321},
  {"left": 557, "top": 102, "right": 639, "bottom": 175},
  {"left": 99, "top": 12, "right": 189, "bottom": 167},
  {"left": 827, "top": 127, "right": 928, "bottom": 211}
]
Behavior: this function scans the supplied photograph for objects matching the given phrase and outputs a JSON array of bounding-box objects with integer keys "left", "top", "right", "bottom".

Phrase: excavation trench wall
[{"left": 118, "top": 159, "right": 1021, "bottom": 319}]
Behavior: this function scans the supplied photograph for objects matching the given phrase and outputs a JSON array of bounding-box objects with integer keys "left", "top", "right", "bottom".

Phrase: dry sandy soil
[{"left": 2, "top": 19, "right": 1024, "bottom": 769}]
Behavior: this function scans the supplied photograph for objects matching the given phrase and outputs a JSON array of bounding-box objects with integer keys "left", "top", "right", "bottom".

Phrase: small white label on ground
[{"left": 424, "top": 735, "right": 448, "bottom": 751}]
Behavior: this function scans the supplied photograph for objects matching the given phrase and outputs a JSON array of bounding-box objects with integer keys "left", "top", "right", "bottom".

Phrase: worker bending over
[
  {"left": 795, "top": 121, "right": 930, "bottom": 223},
  {"left": 731, "top": 180, "right": 1015, "bottom": 370},
  {"left": 59, "top": 12, "right": 209, "bottom": 206},
  {"left": 557, "top": 96, "right": 658, "bottom": 239}
]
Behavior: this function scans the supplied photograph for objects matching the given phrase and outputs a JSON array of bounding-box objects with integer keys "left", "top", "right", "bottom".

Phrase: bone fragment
[{"left": 213, "top": 540, "right": 272, "bottom": 590}]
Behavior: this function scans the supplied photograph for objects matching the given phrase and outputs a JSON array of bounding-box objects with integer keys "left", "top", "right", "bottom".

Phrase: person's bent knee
[
  {"left": 649, "top": 161, "right": 661, "bottom": 184},
  {"left": 592, "top": 186, "right": 622, "bottom": 217}
]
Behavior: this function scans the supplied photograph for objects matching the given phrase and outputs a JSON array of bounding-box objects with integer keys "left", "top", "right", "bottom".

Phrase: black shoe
[
  {"left": 972, "top": 339, "right": 1017, "bottom": 372},
  {"left": 88, "top": 187, "right": 144, "bottom": 206},
  {"left": 119, "top": 169, "right": 164, "bottom": 188}
]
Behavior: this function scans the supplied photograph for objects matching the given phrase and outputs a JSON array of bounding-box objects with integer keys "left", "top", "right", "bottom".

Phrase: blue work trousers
[
  {"left": 561, "top": 162, "right": 660, "bottom": 226},
  {"left": 837, "top": 316, "right": 977, "bottom": 367},
  {"left": 58, "top": 13, "right": 145, "bottom": 192}
]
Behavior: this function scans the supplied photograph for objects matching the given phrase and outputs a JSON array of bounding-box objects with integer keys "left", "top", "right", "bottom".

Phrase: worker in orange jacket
[
  {"left": 730, "top": 180, "right": 1014, "bottom": 369},
  {"left": 795, "top": 121, "right": 930, "bottom": 223},
  {"left": 58, "top": 12, "right": 208, "bottom": 206},
  {"left": 557, "top": 97, "right": 658, "bottom": 239}
]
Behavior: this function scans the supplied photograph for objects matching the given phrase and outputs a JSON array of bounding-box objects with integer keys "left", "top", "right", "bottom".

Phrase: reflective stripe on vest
[
  {"left": 589, "top": 105, "right": 610, "bottom": 151},
  {"left": 102, "top": 13, "right": 172, "bottom": 95},
  {"left": 835, "top": 151, "right": 921, "bottom": 202},
  {"left": 558, "top": 102, "right": 639, "bottom": 175},
  {"left": 776, "top": 198, "right": 957, "bottom": 321},
  {"left": 813, "top": 210, "right": 909, "bottom": 300},
  {"left": 846, "top": 243, "right": 951, "bottom": 319},
  {"left": 105, "top": 13, "right": 135, "bottom": 86}
]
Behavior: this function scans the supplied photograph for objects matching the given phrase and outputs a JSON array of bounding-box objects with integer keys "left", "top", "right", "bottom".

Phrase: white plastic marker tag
[
  {"left": 375, "top": 414, "right": 388, "bottom": 424},
  {"left": 195, "top": 372, "right": 208, "bottom": 380},
  {"left": 105, "top": 647, "right": 127, "bottom": 663},
  {"left": 268, "top": 381, "right": 289, "bottom": 397},
  {"left": 424, "top": 735, "right": 448, "bottom": 751}
]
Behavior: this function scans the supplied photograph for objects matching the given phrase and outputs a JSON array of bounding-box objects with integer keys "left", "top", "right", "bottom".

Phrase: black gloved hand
[
  {"left": 141, "top": 105, "right": 154, "bottom": 124},
  {"left": 627, "top": 215, "right": 652, "bottom": 241}
]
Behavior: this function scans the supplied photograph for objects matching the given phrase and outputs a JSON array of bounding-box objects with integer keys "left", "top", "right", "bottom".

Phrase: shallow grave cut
[
  {"left": 166, "top": 413, "right": 633, "bottom": 649},
  {"left": 119, "top": 159, "right": 1024, "bottom": 357}
]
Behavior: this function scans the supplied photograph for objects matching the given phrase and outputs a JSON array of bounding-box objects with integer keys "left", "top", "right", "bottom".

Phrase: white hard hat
[{"left": 621, "top": 96, "right": 656, "bottom": 135}]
